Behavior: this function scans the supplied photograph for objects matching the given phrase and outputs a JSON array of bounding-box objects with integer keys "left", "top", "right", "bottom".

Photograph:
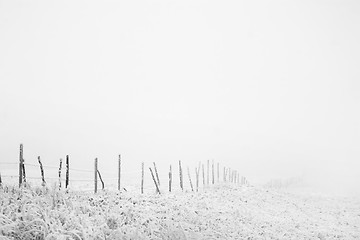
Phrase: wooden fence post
[
  {"left": 19, "top": 144, "right": 23, "bottom": 187},
  {"left": 187, "top": 167, "right": 194, "bottom": 191},
  {"left": 37, "top": 156, "right": 46, "bottom": 186},
  {"left": 94, "top": 158, "right": 98, "bottom": 193},
  {"left": 58, "top": 159, "right": 62, "bottom": 189},
  {"left": 202, "top": 164, "right": 205, "bottom": 187},
  {"left": 0, "top": 172, "right": 2, "bottom": 187},
  {"left": 223, "top": 167, "right": 226, "bottom": 182},
  {"left": 22, "top": 158, "right": 27, "bottom": 184},
  {"left": 207, "top": 160, "right": 209, "bottom": 186},
  {"left": 195, "top": 167, "right": 199, "bottom": 192},
  {"left": 97, "top": 169, "right": 105, "bottom": 190},
  {"left": 212, "top": 160, "right": 214, "bottom": 185},
  {"left": 179, "top": 160, "right": 183, "bottom": 191},
  {"left": 118, "top": 154, "right": 121, "bottom": 191},
  {"left": 141, "top": 162, "right": 144, "bottom": 194},
  {"left": 153, "top": 162, "right": 160, "bottom": 187},
  {"left": 149, "top": 167, "right": 161, "bottom": 194},
  {"left": 169, "top": 165, "right": 172, "bottom": 192},
  {"left": 65, "top": 155, "right": 69, "bottom": 189}
]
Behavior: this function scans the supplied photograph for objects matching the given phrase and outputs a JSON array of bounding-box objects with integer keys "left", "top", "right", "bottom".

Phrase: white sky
[{"left": 1, "top": 0, "right": 359, "bottom": 195}]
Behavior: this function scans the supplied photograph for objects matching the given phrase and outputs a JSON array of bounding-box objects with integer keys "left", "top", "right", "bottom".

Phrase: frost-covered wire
[
  {"left": 0, "top": 162, "right": 18, "bottom": 165},
  {"left": 67, "top": 167, "right": 93, "bottom": 173}
]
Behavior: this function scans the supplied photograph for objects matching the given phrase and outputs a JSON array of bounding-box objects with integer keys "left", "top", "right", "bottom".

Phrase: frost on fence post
[
  {"left": 195, "top": 167, "right": 199, "bottom": 192},
  {"left": 187, "top": 167, "right": 194, "bottom": 192},
  {"left": 223, "top": 167, "right": 226, "bottom": 182},
  {"left": 22, "top": 158, "right": 27, "bottom": 184},
  {"left": 97, "top": 169, "right": 105, "bottom": 190},
  {"left": 153, "top": 162, "right": 160, "bottom": 187},
  {"left": 94, "top": 158, "right": 98, "bottom": 194},
  {"left": 141, "top": 162, "right": 144, "bottom": 194},
  {"left": 212, "top": 160, "right": 214, "bottom": 185},
  {"left": 38, "top": 156, "right": 46, "bottom": 186},
  {"left": 65, "top": 155, "right": 69, "bottom": 189},
  {"left": 149, "top": 167, "right": 160, "bottom": 194},
  {"left": 179, "top": 160, "right": 183, "bottom": 191},
  {"left": 19, "top": 144, "right": 23, "bottom": 187},
  {"left": 169, "top": 164, "right": 172, "bottom": 192},
  {"left": 196, "top": 161, "right": 201, "bottom": 191},
  {"left": 118, "top": 154, "right": 121, "bottom": 191},
  {"left": 58, "top": 159, "right": 62, "bottom": 189},
  {"left": 202, "top": 164, "right": 205, "bottom": 188},
  {"left": 207, "top": 160, "right": 209, "bottom": 186}
]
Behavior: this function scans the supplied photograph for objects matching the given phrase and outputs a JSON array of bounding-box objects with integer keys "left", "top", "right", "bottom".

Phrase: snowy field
[{"left": 1, "top": 183, "right": 359, "bottom": 240}]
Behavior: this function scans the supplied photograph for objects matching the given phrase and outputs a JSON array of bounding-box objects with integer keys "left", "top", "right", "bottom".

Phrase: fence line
[{"left": 0, "top": 144, "right": 249, "bottom": 194}]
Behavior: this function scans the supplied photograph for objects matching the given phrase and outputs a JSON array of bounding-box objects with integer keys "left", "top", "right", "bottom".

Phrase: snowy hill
[{"left": 0, "top": 184, "right": 359, "bottom": 239}]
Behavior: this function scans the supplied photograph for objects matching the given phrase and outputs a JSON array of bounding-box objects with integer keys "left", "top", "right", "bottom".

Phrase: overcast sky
[{"left": 1, "top": 0, "right": 359, "bottom": 195}]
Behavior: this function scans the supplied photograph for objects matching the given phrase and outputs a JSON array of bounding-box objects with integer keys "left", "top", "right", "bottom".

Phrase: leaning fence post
[
  {"left": 37, "top": 156, "right": 46, "bottom": 186},
  {"left": 149, "top": 167, "right": 161, "bottom": 194},
  {"left": 58, "top": 159, "right": 62, "bottom": 189},
  {"left": 97, "top": 169, "right": 105, "bottom": 190},
  {"left": 187, "top": 166, "right": 194, "bottom": 191},
  {"left": 118, "top": 154, "right": 121, "bottom": 191},
  {"left": 94, "top": 158, "right": 98, "bottom": 193},
  {"left": 153, "top": 162, "right": 160, "bottom": 187},
  {"left": 65, "top": 155, "right": 69, "bottom": 189},
  {"left": 179, "top": 160, "right": 183, "bottom": 191},
  {"left": 19, "top": 144, "right": 23, "bottom": 187}
]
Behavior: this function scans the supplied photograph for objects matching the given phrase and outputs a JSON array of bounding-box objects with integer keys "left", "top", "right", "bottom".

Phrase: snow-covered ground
[{"left": 0, "top": 184, "right": 359, "bottom": 239}]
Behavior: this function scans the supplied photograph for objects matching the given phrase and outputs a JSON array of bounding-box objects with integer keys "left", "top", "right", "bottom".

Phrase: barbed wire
[
  {"left": 0, "top": 162, "right": 18, "bottom": 165},
  {"left": 22, "top": 162, "right": 93, "bottom": 173}
]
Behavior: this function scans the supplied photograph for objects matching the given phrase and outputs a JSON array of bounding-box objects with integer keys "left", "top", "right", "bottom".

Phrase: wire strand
[{"left": 0, "top": 162, "right": 18, "bottom": 165}]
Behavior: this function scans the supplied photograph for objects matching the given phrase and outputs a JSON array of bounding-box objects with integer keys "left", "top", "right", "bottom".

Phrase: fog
[{"left": 1, "top": 0, "right": 359, "bottom": 196}]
